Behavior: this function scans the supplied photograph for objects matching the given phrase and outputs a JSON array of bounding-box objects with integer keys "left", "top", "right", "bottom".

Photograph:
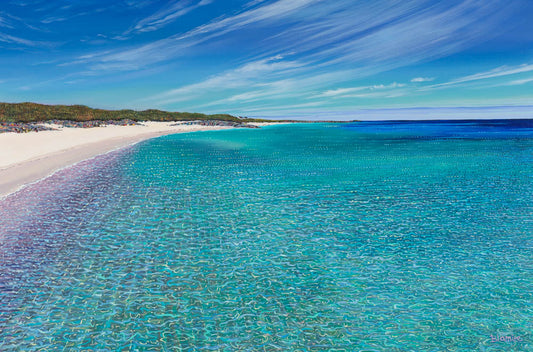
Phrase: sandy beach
[{"left": 0, "top": 121, "right": 238, "bottom": 198}]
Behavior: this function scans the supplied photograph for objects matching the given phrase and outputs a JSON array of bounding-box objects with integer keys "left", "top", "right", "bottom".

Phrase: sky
[{"left": 0, "top": 0, "right": 532, "bottom": 120}]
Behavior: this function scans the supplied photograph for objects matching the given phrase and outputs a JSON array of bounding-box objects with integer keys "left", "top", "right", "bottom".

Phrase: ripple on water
[{"left": 0, "top": 122, "right": 532, "bottom": 351}]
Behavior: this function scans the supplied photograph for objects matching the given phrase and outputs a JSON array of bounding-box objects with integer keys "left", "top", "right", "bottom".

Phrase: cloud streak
[
  {"left": 149, "top": 55, "right": 307, "bottom": 105},
  {"left": 506, "top": 77, "right": 533, "bottom": 86},
  {"left": 0, "top": 32, "right": 42, "bottom": 46},
  {"left": 411, "top": 77, "right": 434, "bottom": 82},
  {"left": 125, "top": 0, "right": 214, "bottom": 35},
  {"left": 429, "top": 63, "right": 533, "bottom": 88},
  {"left": 317, "top": 83, "right": 406, "bottom": 98}
]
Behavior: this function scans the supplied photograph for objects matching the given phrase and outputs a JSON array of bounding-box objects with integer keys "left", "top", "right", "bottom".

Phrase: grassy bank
[{"left": 0, "top": 102, "right": 271, "bottom": 123}]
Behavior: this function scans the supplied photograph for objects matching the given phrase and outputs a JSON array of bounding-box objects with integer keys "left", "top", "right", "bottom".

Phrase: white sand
[
  {"left": 0, "top": 122, "right": 232, "bottom": 198},
  {"left": 247, "top": 122, "right": 290, "bottom": 127}
]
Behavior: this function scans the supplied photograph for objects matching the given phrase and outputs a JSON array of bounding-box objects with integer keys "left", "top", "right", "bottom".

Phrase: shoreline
[{"left": 0, "top": 121, "right": 270, "bottom": 199}]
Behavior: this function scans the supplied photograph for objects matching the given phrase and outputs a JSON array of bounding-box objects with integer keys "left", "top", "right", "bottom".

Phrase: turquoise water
[{"left": 0, "top": 121, "right": 532, "bottom": 351}]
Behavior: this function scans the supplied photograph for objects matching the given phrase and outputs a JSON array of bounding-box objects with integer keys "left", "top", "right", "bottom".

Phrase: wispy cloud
[
  {"left": 0, "top": 32, "right": 42, "bottom": 46},
  {"left": 1, "top": 8, "right": 52, "bottom": 33},
  {"left": 317, "top": 83, "right": 406, "bottom": 98},
  {"left": 149, "top": 55, "right": 306, "bottom": 105},
  {"left": 411, "top": 77, "right": 434, "bottom": 82},
  {"left": 125, "top": 0, "right": 214, "bottom": 35},
  {"left": 75, "top": 0, "right": 321, "bottom": 70},
  {"left": 506, "top": 76, "right": 533, "bottom": 85},
  {"left": 253, "top": 0, "right": 516, "bottom": 70},
  {"left": 121, "top": 0, "right": 154, "bottom": 9},
  {"left": 318, "top": 87, "right": 368, "bottom": 98},
  {"left": 0, "top": 15, "right": 14, "bottom": 28},
  {"left": 429, "top": 63, "right": 533, "bottom": 88},
  {"left": 41, "top": 16, "right": 68, "bottom": 24}
]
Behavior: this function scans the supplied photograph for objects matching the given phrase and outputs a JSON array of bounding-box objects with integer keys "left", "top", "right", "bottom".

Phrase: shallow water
[{"left": 0, "top": 121, "right": 532, "bottom": 351}]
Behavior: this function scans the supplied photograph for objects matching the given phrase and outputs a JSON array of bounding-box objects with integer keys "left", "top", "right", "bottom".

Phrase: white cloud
[
  {"left": 430, "top": 63, "right": 533, "bottom": 88},
  {"left": 317, "top": 83, "right": 406, "bottom": 98},
  {"left": 507, "top": 77, "right": 533, "bottom": 85},
  {"left": 0, "top": 16, "right": 13, "bottom": 28},
  {"left": 0, "top": 32, "right": 41, "bottom": 46},
  {"left": 319, "top": 87, "right": 367, "bottom": 97},
  {"left": 149, "top": 55, "right": 307, "bottom": 105},
  {"left": 126, "top": 0, "right": 214, "bottom": 34},
  {"left": 411, "top": 77, "right": 434, "bottom": 82}
]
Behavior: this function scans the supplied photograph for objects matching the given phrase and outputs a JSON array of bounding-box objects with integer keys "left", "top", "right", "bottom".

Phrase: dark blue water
[{"left": 342, "top": 119, "right": 533, "bottom": 139}]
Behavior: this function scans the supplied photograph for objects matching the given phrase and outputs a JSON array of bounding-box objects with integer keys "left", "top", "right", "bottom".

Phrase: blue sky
[{"left": 0, "top": 0, "right": 532, "bottom": 120}]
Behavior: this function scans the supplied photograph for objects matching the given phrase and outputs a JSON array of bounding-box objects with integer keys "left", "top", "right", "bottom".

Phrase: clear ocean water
[{"left": 0, "top": 120, "right": 532, "bottom": 351}]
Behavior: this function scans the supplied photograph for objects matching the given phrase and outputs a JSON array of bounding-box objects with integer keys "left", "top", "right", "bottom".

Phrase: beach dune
[{"left": 0, "top": 122, "right": 233, "bottom": 198}]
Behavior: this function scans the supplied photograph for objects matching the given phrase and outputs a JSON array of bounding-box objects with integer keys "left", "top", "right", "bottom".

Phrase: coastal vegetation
[{"left": 0, "top": 102, "right": 266, "bottom": 123}]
